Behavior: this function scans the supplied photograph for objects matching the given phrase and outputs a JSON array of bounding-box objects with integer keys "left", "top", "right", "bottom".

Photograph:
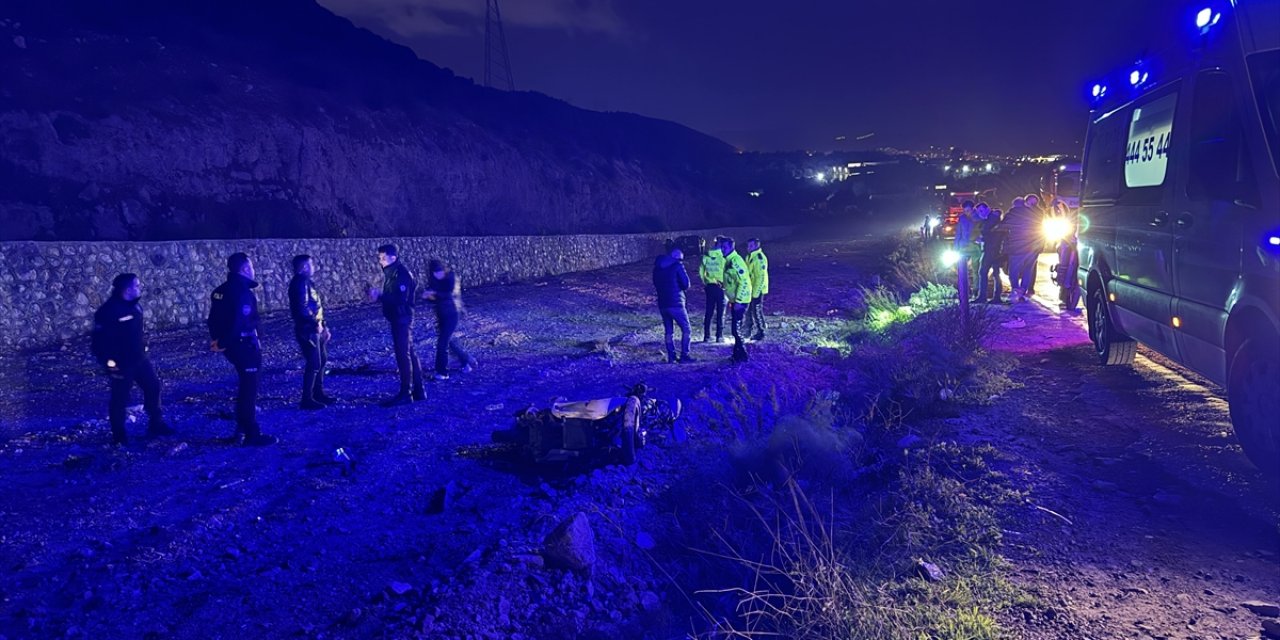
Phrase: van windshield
[{"left": 1251, "top": 49, "right": 1280, "bottom": 176}]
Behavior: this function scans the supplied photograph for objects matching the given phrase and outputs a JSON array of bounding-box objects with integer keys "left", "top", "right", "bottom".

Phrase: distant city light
[
  {"left": 943, "top": 165, "right": 951, "bottom": 171},
  {"left": 815, "top": 172, "right": 826, "bottom": 182},
  {"left": 1060, "top": 164, "right": 1067, "bottom": 171},
  {"left": 961, "top": 165, "right": 971, "bottom": 173},
  {"left": 984, "top": 163, "right": 992, "bottom": 171}
]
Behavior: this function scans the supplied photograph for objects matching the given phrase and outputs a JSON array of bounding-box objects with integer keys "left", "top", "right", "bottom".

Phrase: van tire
[
  {"left": 1087, "top": 286, "right": 1136, "bottom": 366},
  {"left": 1228, "top": 336, "right": 1280, "bottom": 477}
]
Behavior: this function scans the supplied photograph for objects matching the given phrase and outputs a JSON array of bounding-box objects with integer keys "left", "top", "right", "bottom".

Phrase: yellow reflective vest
[
  {"left": 747, "top": 248, "right": 769, "bottom": 297},
  {"left": 722, "top": 251, "right": 753, "bottom": 304},
  {"left": 699, "top": 250, "right": 725, "bottom": 286}
]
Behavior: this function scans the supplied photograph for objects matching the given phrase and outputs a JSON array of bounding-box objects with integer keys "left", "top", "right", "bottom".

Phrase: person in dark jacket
[
  {"left": 1003, "top": 194, "right": 1043, "bottom": 303},
  {"left": 369, "top": 244, "right": 424, "bottom": 406},
  {"left": 91, "top": 273, "right": 172, "bottom": 445},
  {"left": 422, "top": 259, "right": 475, "bottom": 380},
  {"left": 653, "top": 246, "right": 694, "bottom": 363},
  {"left": 976, "top": 207, "right": 1008, "bottom": 303},
  {"left": 289, "top": 255, "right": 334, "bottom": 409},
  {"left": 208, "top": 253, "right": 276, "bottom": 446}
]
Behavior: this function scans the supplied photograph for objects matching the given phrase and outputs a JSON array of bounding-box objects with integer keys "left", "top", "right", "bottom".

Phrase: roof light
[
  {"left": 1268, "top": 235, "right": 1280, "bottom": 246},
  {"left": 1196, "top": 7, "right": 1213, "bottom": 28},
  {"left": 1130, "top": 70, "right": 1141, "bottom": 86}
]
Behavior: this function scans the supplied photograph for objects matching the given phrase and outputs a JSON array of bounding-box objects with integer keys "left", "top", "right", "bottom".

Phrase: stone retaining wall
[{"left": 0, "top": 227, "right": 789, "bottom": 350}]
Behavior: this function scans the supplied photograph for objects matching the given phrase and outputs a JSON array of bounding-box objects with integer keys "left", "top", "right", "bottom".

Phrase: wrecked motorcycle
[{"left": 492, "top": 383, "right": 682, "bottom": 466}]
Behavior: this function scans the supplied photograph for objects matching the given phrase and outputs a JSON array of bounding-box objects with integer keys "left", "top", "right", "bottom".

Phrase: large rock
[{"left": 542, "top": 512, "right": 595, "bottom": 574}]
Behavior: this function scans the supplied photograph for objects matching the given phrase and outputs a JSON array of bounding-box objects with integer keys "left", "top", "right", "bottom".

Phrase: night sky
[{"left": 320, "top": 0, "right": 1172, "bottom": 154}]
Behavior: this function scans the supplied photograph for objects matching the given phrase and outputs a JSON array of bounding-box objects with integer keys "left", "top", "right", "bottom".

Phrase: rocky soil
[{"left": 0, "top": 226, "right": 1276, "bottom": 639}]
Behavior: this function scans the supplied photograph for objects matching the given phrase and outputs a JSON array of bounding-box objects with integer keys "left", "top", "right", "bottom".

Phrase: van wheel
[
  {"left": 1228, "top": 336, "right": 1280, "bottom": 476},
  {"left": 1087, "top": 286, "right": 1136, "bottom": 366}
]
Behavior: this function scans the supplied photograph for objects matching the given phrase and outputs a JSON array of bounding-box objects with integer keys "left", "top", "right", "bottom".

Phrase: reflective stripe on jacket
[
  {"left": 747, "top": 249, "right": 769, "bottom": 297},
  {"left": 723, "top": 251, "right": 753, "bottom": 304}
]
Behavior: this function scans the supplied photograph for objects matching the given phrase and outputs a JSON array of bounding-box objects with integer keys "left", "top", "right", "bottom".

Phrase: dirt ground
[{"left": 0, "top": 225, "right": 1276, "bottom": 639}]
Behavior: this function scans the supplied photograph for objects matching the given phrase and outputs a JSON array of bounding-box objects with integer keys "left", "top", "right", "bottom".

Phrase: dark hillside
[{"left": 0, "top": 0, "right": 754, "bottom": 240}]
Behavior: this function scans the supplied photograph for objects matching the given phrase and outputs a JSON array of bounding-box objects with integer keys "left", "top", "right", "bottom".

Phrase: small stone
[
  {"left": 914, "top": 559, "right": 944, "bottom": 582},
  {"left": 1152, "top": 492, "right": 1183, "bottom": 506},
  {"left": 639, "top": 591, "right": 660, "bottom": 612},
  {"left": 635, "top": 531, "right": 656, "bottom": 550},
  {"left": 1242, "top": 601, "right": 1280, "bottom": 617},
  {"left": 388, "top": 581, "right": 413, "bottom": 596}
]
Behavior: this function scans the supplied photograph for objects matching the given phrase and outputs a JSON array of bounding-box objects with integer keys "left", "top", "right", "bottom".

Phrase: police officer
[
  {"left": 369, "top": 244, "right": 424, "bottom": 406},
  {"left": 289, "top": 254, "right": 334, "bottom": 409},
  {"left": 720, "top": 237, "right": 753, "bottom": 362},
  {"left": 422, "top": 259, "right": 475, "bottom": 380},
  {"left": 698, "top": 236, "right": 727, "bottom": 343},
  {"left": 208, "top": 253, "right": 276, "bottom": 446},
  {"left": 743, "top": 238, "right": 770, "bottom": 341},
  {"left": 91, "top": 273, "right": 172, "bottom": 445}
]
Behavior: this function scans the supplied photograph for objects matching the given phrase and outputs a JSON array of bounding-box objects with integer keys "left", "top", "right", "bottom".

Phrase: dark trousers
[
  {"left": 1009, "top": 253, "right": 1038, "bottom": 297},
  {"left": 729, "top": 303, "right": 748, "bottom": 361},
  {"left": 223, "top": 339, "right": 262, "bottom": 437},
  {"left": 434, "top": 308, "right": 471, "bottom": 375},
  {"left": 977, "top": 253, "right": 1004, "bottom": 301},
  {"left": 390, "top": 319, "right": 424, "bottom": 396},
  {"left": 660, "top": 306, "right": 691, "bottom": 360},
  {"left": 744, "top": 295, "right": 766, "bottom": 337},
  {"left": 295, "top": 329, "right": 328, "bottom": 402},
  {"left": 703, "top": 284, "right": 725, "bottom": 340},
  {"left": 107, "top": 358, "right": 162, "bottom": 440}
]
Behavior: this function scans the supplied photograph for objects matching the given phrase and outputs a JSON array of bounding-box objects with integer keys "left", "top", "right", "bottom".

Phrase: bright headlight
[
  {"left": 928, "top": 216, "right": 941, "bottom": 229},
  {"left": 941, "top": 249, "right": 961, "bottom": 267},
  {"left": 1043, "top": 216, "right": 1072, "bottom": 243}
]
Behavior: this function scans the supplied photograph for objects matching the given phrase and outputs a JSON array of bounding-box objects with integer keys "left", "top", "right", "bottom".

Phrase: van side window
[
  {"left": 1121, "top": 87, "right": 1178, "bottom": 204},
  {"left": 1188, "top": 71, "right": 1257, "bottom": 205},
  {"left": 1082, "top": 109, "right": 1126, "bottom": 202}
]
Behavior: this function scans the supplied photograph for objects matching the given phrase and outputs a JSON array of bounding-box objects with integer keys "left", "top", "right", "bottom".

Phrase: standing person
[
  {"left": 976, "top": 207, "right": 1007, "bottom": 303},
  {"left": 720, "top": 237, "right": 753, "bottom": 362},
  {"left": 422, "top": 259, "right": 476, "bottom": 380},
  {"left": 743, "top": 238, "right": 770, "bottom": 341},
  {"left": 369, "top": 244, "right": 424, "bottom": 406},
  {"left": 1004, "top": 195, "right": 1042, "bottom": 303},
  {"left": 208, "top": 253, "right": 276, "bottom": 446},
  {"left": 698, "top": 236, "right": 727, "bottom": 343},
  {"left": 652, "top": 245, "right": 694, "bottom": 363},
  {"left": 1024, "top": 194, "right": 1043, "bottom": 296},
  {"left": 289, "top": 255, "right": 334, "bottom": 410},
  {"left": 91, "top": 273, "right": 172, "bottom": 446},
  {"left": 953, "top": 201, "right": 978, "bottom": 302}
]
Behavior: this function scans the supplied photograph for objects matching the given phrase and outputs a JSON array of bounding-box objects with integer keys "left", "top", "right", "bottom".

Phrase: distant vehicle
[
  {"left": 666, "top": 235, "right": 706, "bottom": 258},
  {"left": 1076, "top": 1, "right": 1280, "bottom": 474},
  {"left": 935, "top": 189, "right": 995, "bottom": 240},
  {"left": 1042, "top": 162, "right": 1082, "bottom": 210}
]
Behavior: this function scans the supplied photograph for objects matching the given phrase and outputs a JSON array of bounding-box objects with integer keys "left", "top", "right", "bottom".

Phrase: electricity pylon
[{"left": 484, "top": 0, "right": 515, "bottom": 91}]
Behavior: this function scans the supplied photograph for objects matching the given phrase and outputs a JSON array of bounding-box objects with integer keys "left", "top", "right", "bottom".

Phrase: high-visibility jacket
[
  {"left": 699, "top": 250, "right": 726, "bottom": 286},
  {"left": 722, "top": 251, "right": 753, "bottom": 304},
  {"left": 747, "top": 249, "right": 769, "bottom": 297}
]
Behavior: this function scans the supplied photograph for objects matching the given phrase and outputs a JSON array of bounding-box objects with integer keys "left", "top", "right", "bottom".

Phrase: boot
[
  {"left": 300, "top": 398, "right": 326, "bottom": 410},
  {"left": 381, "top": 392, "right": 414, "bottom": 407},
  {"left": 243, "top": 433, "right": 278, "bottom": 446},
  {"left": 146, "top": 418, "right": 174, "bottom": 437}
]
